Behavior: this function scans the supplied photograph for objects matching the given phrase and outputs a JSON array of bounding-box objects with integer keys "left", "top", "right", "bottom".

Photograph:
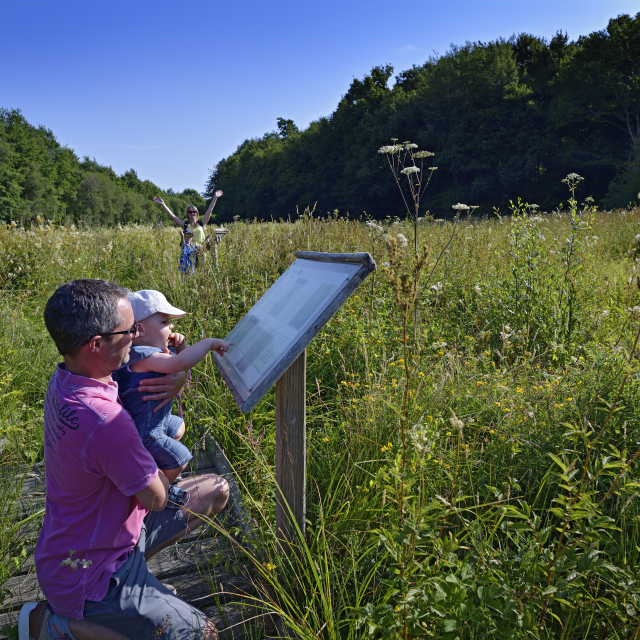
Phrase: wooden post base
[{"left": 275, "top": 349, "right": 306, "bottom": 544}]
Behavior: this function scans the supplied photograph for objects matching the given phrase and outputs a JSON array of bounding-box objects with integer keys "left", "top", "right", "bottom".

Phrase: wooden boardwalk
[{"left": 0, "top": 436, "right": 279, "bottom": 639}]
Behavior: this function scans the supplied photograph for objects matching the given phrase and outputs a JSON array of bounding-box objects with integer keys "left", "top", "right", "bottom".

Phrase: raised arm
[
  {"left": 132, "top": 338, "right": 232, "bottom": 374},
  {"left": 152, "top": 196, "right": 185, "bottom": 227},
  {"left": 201, "top": 190, "right": 223, "bottom": 226}
]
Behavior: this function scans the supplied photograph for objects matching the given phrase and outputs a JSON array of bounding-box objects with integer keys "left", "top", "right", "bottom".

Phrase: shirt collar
[{"left": 56, "top": 362, "right": 119, "bottom": 400}]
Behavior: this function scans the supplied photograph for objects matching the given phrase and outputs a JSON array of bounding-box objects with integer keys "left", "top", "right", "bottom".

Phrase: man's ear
[{"left": 85, "top": 335, "right": 103, "bottom": 354}]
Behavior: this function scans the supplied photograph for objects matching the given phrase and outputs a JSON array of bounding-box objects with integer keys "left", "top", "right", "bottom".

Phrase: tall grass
[{"left": 2, "top": 203, "right": 640, "bottom": 638}]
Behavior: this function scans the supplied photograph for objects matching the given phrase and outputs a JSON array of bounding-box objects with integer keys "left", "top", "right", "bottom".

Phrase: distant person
[
  {"left": 152, "top": 191, "right": 223, "bottom": 248},
  {"left": 118, "top": 289, "right": 232, "bottom": 482},
  {"left": 178, "top": 228, "right": 198, "bottom": 274},
  {"left": 25, "top": 279, "right": 229, "bottom": 640}
]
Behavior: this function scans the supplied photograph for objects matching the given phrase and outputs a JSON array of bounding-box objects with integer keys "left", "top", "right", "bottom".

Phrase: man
[{"left": 26, "top": 280, "right": 229, "bottom": 640}]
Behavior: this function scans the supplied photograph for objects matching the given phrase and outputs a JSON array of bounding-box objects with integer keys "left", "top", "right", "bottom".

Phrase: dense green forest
[
  {"left": 0, "top": 108, "right": 207, "bottom": 224},
  {"left": 206, "top": 12, "right": 640, "bottom": 221},
  {"left": 2, "top": 12, "right": 638, "bottom": 224}
]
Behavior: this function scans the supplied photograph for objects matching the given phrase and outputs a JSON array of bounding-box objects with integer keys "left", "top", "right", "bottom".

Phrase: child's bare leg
[
  {"left": 173, "top": 421, "right": 185, "bottom": 441},
  {"left": 160, "top": 463, "right": 187, "bottom": 484}
]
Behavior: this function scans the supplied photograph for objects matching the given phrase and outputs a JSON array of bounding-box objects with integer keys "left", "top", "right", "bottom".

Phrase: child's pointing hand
[{"left": 211, "top": 339, "right": 233, "bottom": 356}]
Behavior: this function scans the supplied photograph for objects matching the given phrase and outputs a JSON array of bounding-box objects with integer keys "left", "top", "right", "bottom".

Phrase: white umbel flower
[{"left": 401, "top": 166, "right": 420, "bottom": 175}]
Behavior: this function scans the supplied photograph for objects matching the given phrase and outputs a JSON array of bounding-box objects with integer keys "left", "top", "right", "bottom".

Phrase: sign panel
[{"left": 214, "top": 251, "right": 375, "bottom": 413}]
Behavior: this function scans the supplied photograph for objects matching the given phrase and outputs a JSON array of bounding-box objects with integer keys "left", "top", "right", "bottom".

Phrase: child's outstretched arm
[
  {"left": 132, "top": 339, "right": 232, "bottom": 374},
  {"left": 201, "top": 190, "right": 223, "bottom": 226}
]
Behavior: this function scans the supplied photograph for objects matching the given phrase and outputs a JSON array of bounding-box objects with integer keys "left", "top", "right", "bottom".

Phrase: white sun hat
[{"left": 128, "top": 290, "right": 186, "bottom": 323}]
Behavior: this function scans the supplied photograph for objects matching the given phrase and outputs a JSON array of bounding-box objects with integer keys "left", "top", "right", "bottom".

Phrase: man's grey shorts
[{"left": 83, "top": 505, "right": 206, "bottom": 639}]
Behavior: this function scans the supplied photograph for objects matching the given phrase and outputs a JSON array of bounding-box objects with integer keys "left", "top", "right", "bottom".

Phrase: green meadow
[{"left": 2, "top": 196, "right": 640, "bottom": 638}]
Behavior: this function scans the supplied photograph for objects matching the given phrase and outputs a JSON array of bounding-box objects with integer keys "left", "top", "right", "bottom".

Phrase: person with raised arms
[{"left": 152, "top": 191, "right": 223, "bottom": 249}]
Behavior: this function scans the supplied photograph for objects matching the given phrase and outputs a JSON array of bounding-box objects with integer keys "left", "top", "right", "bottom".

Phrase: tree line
[
  {"left": 2, "top": 12, "right": 638, "bottom": 225},
  {"left": 205, "top": 12, "right": 640, "bottom": 221},
  {"left": 0, "top": 108, "right": 208, "bottom": 224}
]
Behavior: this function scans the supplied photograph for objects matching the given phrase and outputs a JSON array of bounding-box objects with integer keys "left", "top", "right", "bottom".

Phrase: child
[
  {"left": 178, "top": 228, "right": 198, "bottom": 274},
  {"left": 118, "top": 289, "right": 231, "bottom": 484}
]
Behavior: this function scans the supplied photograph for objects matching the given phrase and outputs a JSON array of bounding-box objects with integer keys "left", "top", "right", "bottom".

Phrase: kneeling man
[{"left": 29, "top": 279, "right": 229, "bottom": 640}]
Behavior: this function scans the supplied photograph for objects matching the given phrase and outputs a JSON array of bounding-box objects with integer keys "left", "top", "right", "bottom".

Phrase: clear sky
[{"left": 2, "top": 0, "right": 638, "bottom": 194}]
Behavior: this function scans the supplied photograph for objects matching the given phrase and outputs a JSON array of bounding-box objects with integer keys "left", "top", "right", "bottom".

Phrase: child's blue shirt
[
  {"left": 115, "top": 345, "right": 177, "bottom": 440},
  {"left": 179, "top": 244, "right": 197, "bottom": 273}
]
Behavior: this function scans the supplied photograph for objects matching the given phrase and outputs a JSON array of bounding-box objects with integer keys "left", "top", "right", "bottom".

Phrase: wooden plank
[
  {"left": 186, "top": 435, "right": 254, "bottom": 541},
  {"left": 275, "top": 350, "right": 306, "bottom": 542},
  {"left": 201, "top": 603, "right": 275, "bottom": 640},
  {"left": 0, "top": 571, "right": 41, "bottom": 616},
  {"left": 0, "top": 611, "right": 19, "bottom": 631},
  {"left": 294, "top": 250, "right": 376, "bottom": 271},
  {"left": 171, "top": 563, "right": 256, "bottom": 608}
]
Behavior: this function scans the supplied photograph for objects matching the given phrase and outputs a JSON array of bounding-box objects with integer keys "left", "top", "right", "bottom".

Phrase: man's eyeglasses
[{"left": 101, "top": 323, "right": 138, "bottom": 337}]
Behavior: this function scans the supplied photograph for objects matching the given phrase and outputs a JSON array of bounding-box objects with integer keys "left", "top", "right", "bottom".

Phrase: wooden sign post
[
  {"left": 213, "top": 251, "right": 376, "bottom": 545},
  {"left": 275, "top": 349, "right": 306, "bottom": 540}
]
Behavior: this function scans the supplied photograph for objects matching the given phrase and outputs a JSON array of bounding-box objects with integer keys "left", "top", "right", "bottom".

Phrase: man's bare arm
[{"left": 135, "top": 473, "right": 169, "bottom": 511}]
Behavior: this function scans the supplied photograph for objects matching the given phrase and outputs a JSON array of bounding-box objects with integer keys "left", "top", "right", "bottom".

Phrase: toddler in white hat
[{"left": 116, "top": 290, "right": 231, "bottom": 485}]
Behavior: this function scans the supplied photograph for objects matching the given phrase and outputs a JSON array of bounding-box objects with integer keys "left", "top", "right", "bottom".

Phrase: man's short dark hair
[{"left": 44, "top": 280, "right": 130, "bottom": 356}]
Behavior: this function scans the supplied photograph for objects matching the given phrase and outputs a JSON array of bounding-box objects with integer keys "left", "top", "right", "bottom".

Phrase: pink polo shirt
[{"left": 34, "top": 364, "right": 159, "bottom": 619}]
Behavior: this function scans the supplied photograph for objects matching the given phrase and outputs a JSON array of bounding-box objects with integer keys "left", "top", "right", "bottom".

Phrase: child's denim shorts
[{"left": 142, "top": 414, "right": 192, "bottom": 471}]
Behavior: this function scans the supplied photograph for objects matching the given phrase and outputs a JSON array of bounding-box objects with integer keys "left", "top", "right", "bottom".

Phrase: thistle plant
[{"left": 378, "top": 140, "right": 437, "bottom": 255}]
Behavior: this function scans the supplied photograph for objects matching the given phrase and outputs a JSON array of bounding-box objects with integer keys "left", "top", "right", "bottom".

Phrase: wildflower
[
  {"left": 405, "top": 143, "right": 418, "bottom": 149},
  {"left": 452, "top": 203, "right": 470, "bottom": 210},
  {"left": 414, "top": 150, "right": 434, "bottom": 158},
  {"left": 628, "top": 306, "right": 640, "bottom": 320},
  {"left": 430, "top": 282, "right": 443, "bottom": 293},
  {"left": 60, "top": 550, "right": 92, "bottom": 571},
  {"left": 474, "top": 284, "right": 481, "bottom": 294},
  {"left": 396, "top": 233, "right": 408, "bottom": 248},
  {"left": 266, "top": 563, "right": 276, "bottom": 571},
  {"left": 401, "top": 166, "right": 420, "bottom": 175},
  {"left": 529, "top": 204, "right": 539, "bottom": 209},
  {"left": 378, "top": 145, "right": 402, "bottom": 154},
  {"left": 585, "top": 196, "right": 594, "bottom": 203},
  {"left": 562, "top": 173, "right": 584, "bottom": 184},
  {"left": 365, "top": 221, "right": 384, "bottom": 233},
  {"left": 428, "top": 166, "right": 438, "bottom": 170},
  {"left": 322, "top": 437, "right": 329, "bottom": 442}
]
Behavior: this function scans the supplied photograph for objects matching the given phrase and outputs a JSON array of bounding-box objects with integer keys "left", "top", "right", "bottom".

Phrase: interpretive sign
[
  {"left": 213, "top": 251, "right": 375, "bottom": 414},
  {"left": 213, "top": 250, "right": 375, "bottom": 542}
]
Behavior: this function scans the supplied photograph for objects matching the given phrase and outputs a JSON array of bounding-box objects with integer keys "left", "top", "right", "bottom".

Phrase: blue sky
[{"left": 2, "top": 0, "right": 638, "bottom": 194}]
